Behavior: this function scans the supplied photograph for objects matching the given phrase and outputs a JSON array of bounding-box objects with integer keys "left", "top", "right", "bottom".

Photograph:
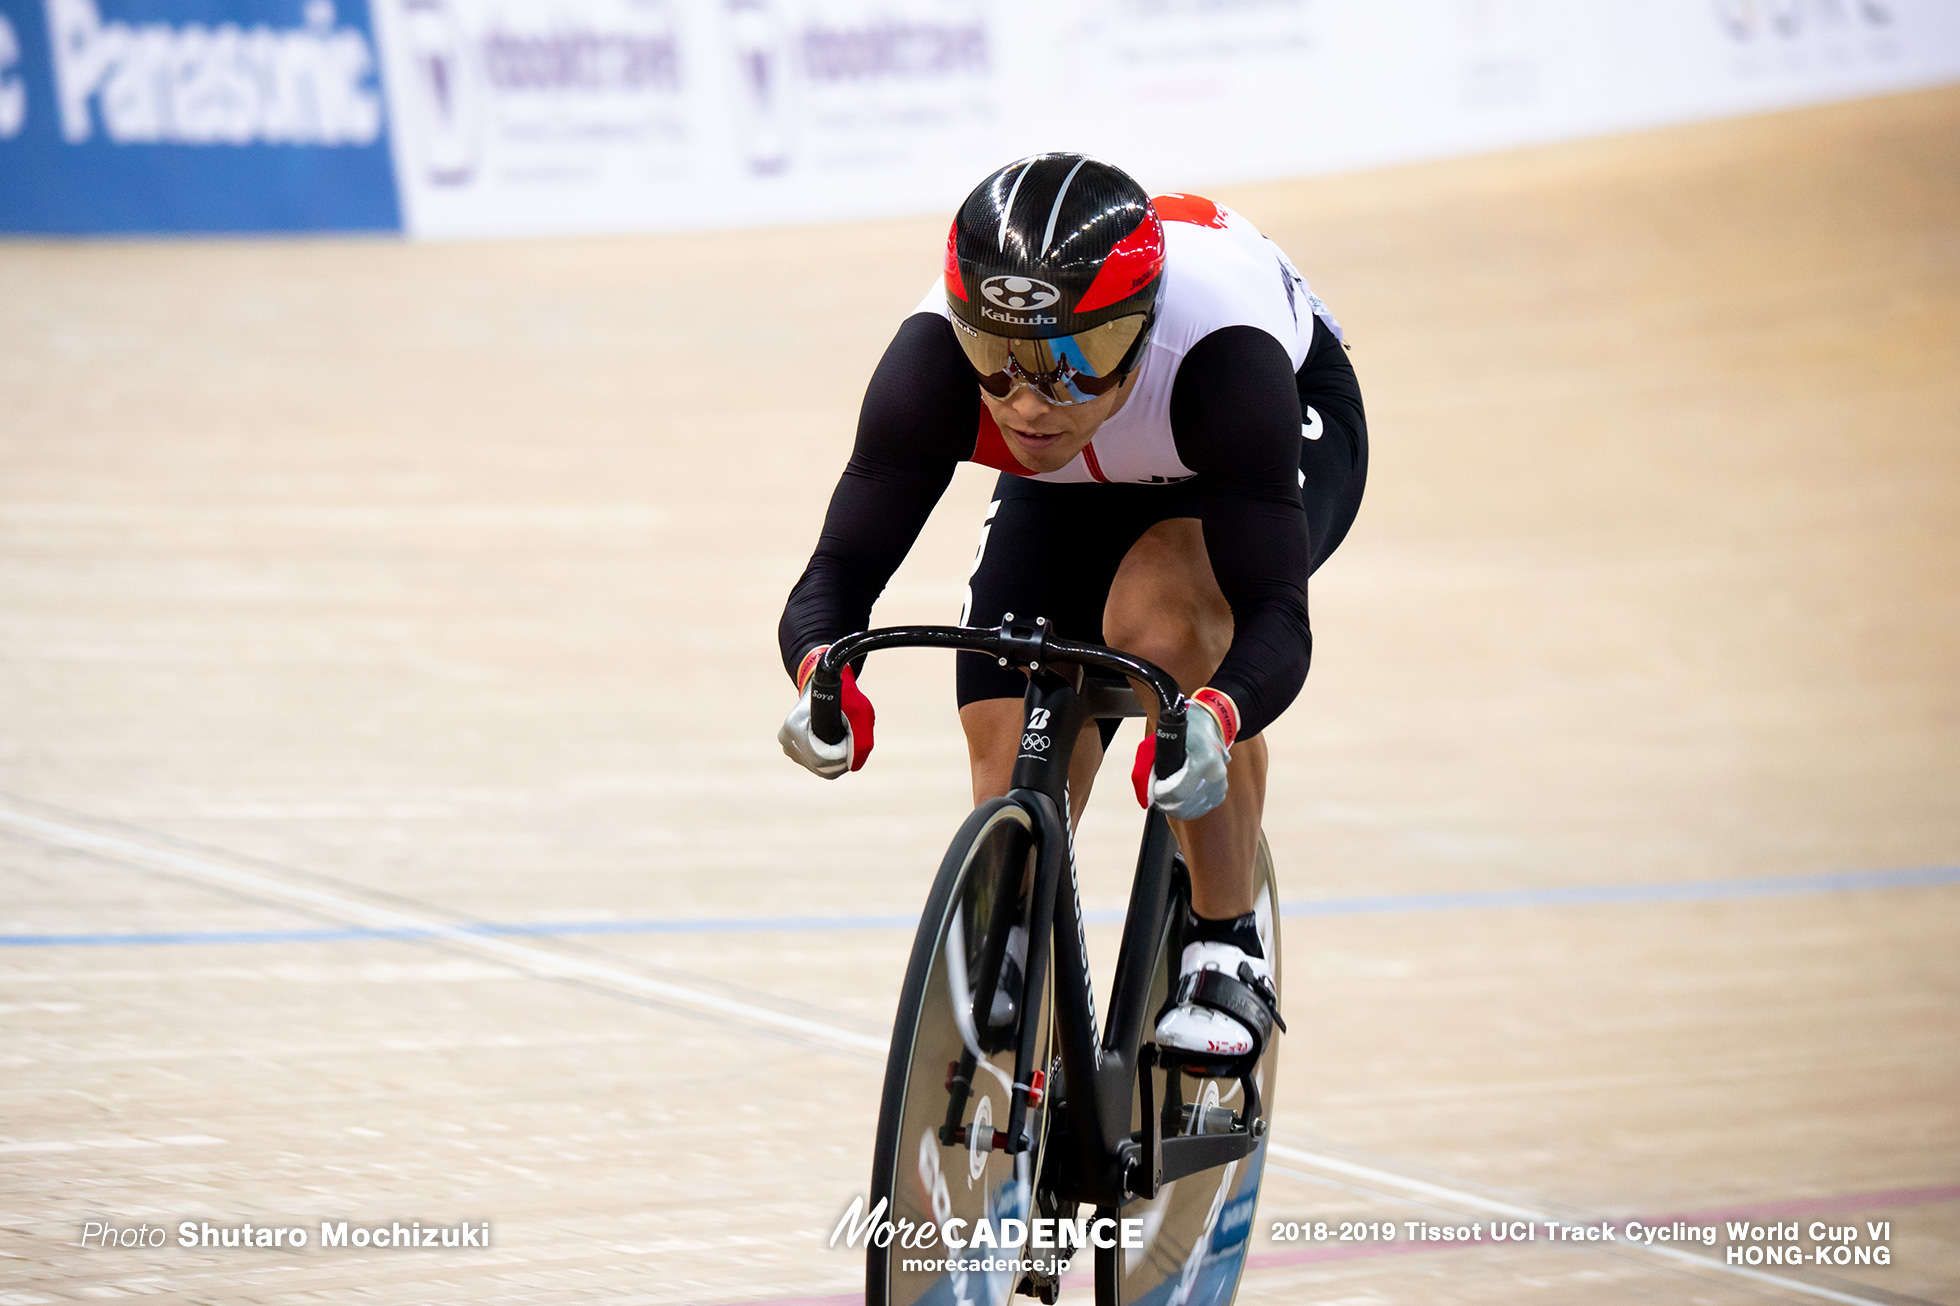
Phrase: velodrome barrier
[{"left": 3, "top": 0, "right": 1958, "bottom": 235}]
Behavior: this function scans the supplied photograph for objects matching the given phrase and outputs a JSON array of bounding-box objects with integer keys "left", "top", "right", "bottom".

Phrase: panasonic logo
[{"left": 46, "top": 0, "right": 383, "bottom": 146}]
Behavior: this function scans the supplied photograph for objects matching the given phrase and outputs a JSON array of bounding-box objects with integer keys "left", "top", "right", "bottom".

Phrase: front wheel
[
  {"left": 869, "top": 798, "right": 1056, "bottom": 1306},
  {"left": 1097, "top": 832, "right": 1284, "bottom": 1306}
]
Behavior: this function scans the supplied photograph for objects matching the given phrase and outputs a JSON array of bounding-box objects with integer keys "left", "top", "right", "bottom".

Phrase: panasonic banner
[
  {"left": 2, "top": 0, "right": 1958, "bottom": 236},
  {"left": 0, "top": 0, "right": 399, "bottom": 230}
]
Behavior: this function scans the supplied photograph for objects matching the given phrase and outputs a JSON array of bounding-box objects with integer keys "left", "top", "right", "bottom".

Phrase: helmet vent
[
  {"left": 998, "top": 157, "right": 1037, "bottom": 253},
  {"left": 1040, "top": 157, "right": 1089, "bottom": 257}
]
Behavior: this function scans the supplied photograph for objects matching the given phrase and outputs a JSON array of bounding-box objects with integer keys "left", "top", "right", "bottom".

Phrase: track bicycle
[{"left": 807, "top": 617, "right": 1283, "bottom": 1306}]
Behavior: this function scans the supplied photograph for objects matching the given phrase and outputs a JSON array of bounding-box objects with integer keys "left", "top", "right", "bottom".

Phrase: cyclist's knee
[
  {"left": 960, "top": 698, "right": 1023, "bottom": 802},
  {"left": 1105, "top": 520, "right": 1233, "bottom": 690},
  {"left": 1104, "top": 606, "right": 1230, "bottom": 692}
]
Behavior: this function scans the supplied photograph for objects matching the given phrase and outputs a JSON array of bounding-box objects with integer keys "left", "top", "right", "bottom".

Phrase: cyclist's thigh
[
  {"left": 1103, "top": 516, "right": 1234, "bottom": 693},
  {"left": 955, "top": 474, "right": 1195, "bottom": 711}
]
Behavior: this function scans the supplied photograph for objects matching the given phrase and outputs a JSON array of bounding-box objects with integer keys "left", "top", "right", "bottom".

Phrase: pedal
[
  {"left": 1167, "top": 1048, "right": 1259, "bottom": 1081},
  {"left": 1179, "top": 1102, "right": 1240, "bottom": 1135},
  {"left": 1015, "top": 1268, "right": 1062, "bottom": 1303},
  {"left": 1021, "top": 1184, "right": 1074, "bottom": 1301},
  {"left": 1148, "top": 1044, "right": 1269, "bottom": 1142}
]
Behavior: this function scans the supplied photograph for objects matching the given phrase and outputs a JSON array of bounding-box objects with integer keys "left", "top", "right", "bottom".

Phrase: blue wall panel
[{"left": 0, "top": 0, "right": 400, "bottom": 233}]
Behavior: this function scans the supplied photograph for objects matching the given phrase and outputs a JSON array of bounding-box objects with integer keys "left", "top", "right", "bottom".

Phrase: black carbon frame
[{"left": 834, "top": 621, "right": 1260, "bottom": 1212}]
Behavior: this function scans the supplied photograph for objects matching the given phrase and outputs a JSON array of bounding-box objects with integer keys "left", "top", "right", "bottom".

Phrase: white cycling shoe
[{"left": 1153, "top": 941, "right": 1284, "bottom": 1068}]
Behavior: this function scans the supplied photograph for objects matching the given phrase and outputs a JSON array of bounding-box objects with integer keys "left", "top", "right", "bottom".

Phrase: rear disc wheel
[{"left": 1097, "top": 832, "right": 1283, "bottom": 1306}]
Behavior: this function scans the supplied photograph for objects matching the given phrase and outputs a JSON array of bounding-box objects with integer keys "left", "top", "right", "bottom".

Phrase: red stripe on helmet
[
  {"left": 1072, "top": 211, "right": 1164, "bottom": 315},
  {"left": 944, "top": 221, "right": 967, "bottom": 301},
  {"left": 1152, "top": 193, "right": 1228, "bottom": 229}
]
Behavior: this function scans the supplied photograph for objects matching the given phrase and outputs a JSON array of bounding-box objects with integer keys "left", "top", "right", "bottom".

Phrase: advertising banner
[
  {"left": 373, "top": 0, "right": 1960, "bottom": 239},
  {"left": 369, "top": 0, "right": 1000, "bottom": 236},
  {"left": 2, "top": 0, "right": 1957, "bottom": 235},
  {"left": 1045, "top": 0, "right": 1960, "bottom": 182},
  {"left": 0, "top": 0, "right": 400, "bottom": 231}
]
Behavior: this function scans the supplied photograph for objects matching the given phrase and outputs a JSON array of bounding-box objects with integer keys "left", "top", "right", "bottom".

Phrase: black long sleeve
[
  {"left": 778, "top": 314, "right": 977, "bottom": 677},
  {"left": 1169, "top": 326, "right": 1316, "bottom": 738}
]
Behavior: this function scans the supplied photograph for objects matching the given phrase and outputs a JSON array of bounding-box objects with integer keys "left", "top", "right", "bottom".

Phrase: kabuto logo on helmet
[{"left": 980, "top": 276, "right": 1061, "bottom": 312}]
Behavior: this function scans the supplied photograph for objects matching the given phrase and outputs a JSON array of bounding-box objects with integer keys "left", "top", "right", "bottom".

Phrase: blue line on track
[
  {"left": 2, "top": 865, "right": 1953, "bottom": 950},
  {"left": 1273, "top": 863, "right": 1960, "bottom": 916}
]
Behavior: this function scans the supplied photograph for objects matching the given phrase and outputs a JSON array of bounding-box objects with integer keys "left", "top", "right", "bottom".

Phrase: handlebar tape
[
  {"left": 1153, "top": 705, "right": 1188, "bottom": 783},
  {"left": 809, "top": 669, "right": 848, "bottom": 747}
]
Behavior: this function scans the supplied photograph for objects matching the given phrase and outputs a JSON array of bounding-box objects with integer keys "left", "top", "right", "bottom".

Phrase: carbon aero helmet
[{"left": 945, "top": 153, "right": 1165, "bottom": 406}]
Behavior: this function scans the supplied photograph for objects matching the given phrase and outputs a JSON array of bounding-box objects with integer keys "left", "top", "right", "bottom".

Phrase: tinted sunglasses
[{"left": 951, "top": 313, "right": 1151, "bottom": 406}]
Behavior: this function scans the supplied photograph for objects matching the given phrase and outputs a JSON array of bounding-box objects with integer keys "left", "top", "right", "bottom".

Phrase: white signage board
[{"left": 370, "top": 0, "right": 1960, "bottom": 238}]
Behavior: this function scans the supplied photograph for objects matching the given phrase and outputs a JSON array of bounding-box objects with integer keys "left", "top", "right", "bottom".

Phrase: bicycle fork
[
  {"left": 938, "top": 787, "right": 1065, "bottom": 1161},
  {"left": 940, "top": 663, "right": 1089, "bottom": 1164}
]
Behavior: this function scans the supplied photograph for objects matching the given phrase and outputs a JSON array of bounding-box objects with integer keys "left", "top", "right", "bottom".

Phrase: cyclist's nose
[{"left": 1002, "top": 386, "right": 1057, "bottom": 423}]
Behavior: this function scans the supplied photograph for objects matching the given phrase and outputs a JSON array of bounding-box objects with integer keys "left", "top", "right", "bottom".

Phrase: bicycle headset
[{"left": 945, "top": 153, "right": 1166, "bottom": 407}]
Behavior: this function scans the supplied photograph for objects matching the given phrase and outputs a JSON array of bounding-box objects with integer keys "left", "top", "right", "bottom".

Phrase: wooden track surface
[{"left": 2, "top": 86, "right": 1956, "bottom": 1306}]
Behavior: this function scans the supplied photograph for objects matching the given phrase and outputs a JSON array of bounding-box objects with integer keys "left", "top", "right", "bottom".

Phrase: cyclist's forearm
[
  {"left": 1201, "top": 486, "right": 1313, "bottom": 738},
  {"left": 1208, "top": 599, "right": 1311, "bottom": 741},
  {"left": 779, "top": 565, "right": 876, "bottom": 680},
  {"left": 777, "top": 463, "right": 952, "bottom": 679}
]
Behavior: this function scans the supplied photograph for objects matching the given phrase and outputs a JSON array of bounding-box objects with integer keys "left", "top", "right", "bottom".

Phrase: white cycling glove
[
  {"left": 1146, "top": 689, "right": 1238, "bottom": 821},
  {"left": 777, "top": 647, "right": 875, "bottom": 780}
]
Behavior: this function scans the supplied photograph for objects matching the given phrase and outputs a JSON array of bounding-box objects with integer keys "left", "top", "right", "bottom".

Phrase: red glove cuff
[
  {"left": 799, "top": 646, "right": 876, "bottom": 772},
  {"left": 795, "top": 645, "right": 826, "bottom": 692},
  {"left": 1190, "top": 687, "right": 1240, "bottom": 749}
]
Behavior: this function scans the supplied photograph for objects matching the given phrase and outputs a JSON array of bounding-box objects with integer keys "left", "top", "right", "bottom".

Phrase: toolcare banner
[
  {"left": 368, "top": 0, "right": 1000, "bottom": 235},
  {"left": 3, "top": 0, "right": 1958, "bottom": 235},
  {"left": 0, "top": 0, "right": 400, "bottom": 231},
  {"left": 375, "top": 0, "right": 1960, "bottom": 238}
]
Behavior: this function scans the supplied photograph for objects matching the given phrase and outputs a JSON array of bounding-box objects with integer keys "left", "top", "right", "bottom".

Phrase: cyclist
[{"left": 778, "top": 153, "right": 1366, "bottom": 1068}]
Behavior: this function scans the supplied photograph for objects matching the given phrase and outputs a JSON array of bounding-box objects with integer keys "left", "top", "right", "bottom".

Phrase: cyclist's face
[{"left": 979, "top": 370, "right": 1137, "bottom": 474}]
